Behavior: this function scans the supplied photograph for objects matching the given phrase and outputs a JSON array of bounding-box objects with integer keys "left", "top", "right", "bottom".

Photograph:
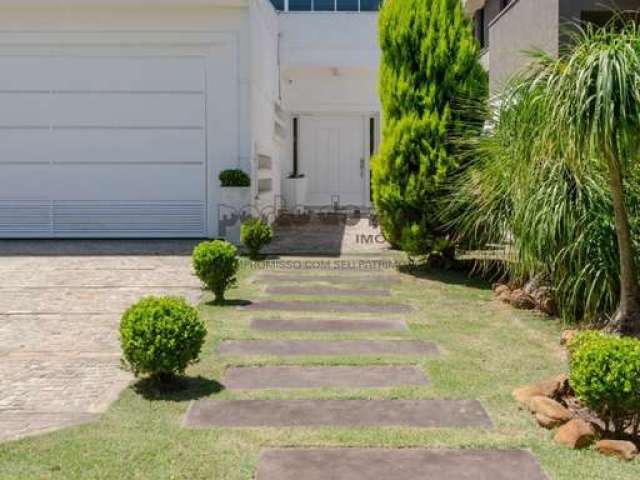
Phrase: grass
[{"left": 0, "top": 257, "right": 638, "bottom": 479}]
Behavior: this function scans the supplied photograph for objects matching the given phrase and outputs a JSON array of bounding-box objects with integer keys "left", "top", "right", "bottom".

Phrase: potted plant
[{"left": 218, "top": 169, "right": 251, "bottom": 244}]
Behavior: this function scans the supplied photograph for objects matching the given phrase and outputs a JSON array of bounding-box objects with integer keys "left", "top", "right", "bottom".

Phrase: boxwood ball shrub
[
  {"left": 569, "top": 331, "right": 640, "bottom": 435},
  {"left": 120, "top": 296, "right": 206, "bottom": 383},
  {"left": 219, "top": 169, "right": 251, "bottom": 187},
  {"left": 241, "top": 217, "right": 273, "bottom": 259},
  {"left": 193, "top": 240, "right": 239, "bottom": 302}
]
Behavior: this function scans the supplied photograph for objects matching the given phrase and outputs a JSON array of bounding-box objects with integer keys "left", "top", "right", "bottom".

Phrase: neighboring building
[
  {"left": 0, "top": 0, "right": 381, "bottom": 239},
  {"left": 465, "top": 0, "right": 640, "bottom": 92}
]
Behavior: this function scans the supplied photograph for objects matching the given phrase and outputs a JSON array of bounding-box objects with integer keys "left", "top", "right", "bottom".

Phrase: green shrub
[
  {"left": 241, "top": 218, "right": 273, "bottom": 259},
  {"left": 569, "top": 331, "right": 640, "bottom": 435},
  {"left": 373, "top": 0, "right": 487, "bottom": 253},
  {"left": 219, "top": 169, "right": 250, "bottom": 187},
  {"left": 192, "top": 240, "right": 239, "bottom": 302},
  {"left": 120, "top": 296, "right": 206, "bottom": 382}
]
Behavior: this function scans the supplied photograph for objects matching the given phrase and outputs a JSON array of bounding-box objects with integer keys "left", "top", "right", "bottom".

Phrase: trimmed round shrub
[
  {"left": 219, "top": 169, "right": 250, "bottom": 187},
  {"left": 241, "top": 218, "right": 273, "bottom": 259},
  {"left": 193, "top": 240, "right": 239, "bottom": 302},
  {"left": 120, "top": 296, "right": 206, "bottom": 382},
  {"left": 569, "top": 331, "right": 640, "bottom": 435}
]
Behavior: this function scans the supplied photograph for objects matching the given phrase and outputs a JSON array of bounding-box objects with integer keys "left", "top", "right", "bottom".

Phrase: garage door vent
[
  {"left": 51, "top": 201, "right": 205, "bottom": 237},
  {"left": 0, "top": 200, "right": 52, "bottom": 236}
]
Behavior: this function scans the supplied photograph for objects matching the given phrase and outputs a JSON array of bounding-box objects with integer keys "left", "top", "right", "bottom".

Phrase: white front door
[{"left": 300, "top": 115, "right": 367, "bottom": 207}]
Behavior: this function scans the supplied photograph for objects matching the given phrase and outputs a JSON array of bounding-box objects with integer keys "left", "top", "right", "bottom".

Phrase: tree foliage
[{"left": 373, "top": 0, "right": 487, "bottom": 254}]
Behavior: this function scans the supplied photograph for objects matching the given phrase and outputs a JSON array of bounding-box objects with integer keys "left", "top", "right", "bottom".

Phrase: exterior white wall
[
  {"left": 249, "top": 0, "right": 281, "bottom": 214},
  {"left": 0, "top": 4, "right": 251, "bottom": 237}
]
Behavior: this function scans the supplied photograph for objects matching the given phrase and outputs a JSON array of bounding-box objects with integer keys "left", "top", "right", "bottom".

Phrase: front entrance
[{"left": 300, "top": 115, "right": 370, "bottom": 207}]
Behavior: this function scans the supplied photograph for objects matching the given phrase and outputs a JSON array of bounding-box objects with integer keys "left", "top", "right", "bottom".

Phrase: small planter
[
  {"left": 282, "top": 175, "right": 308, "bottom": 212},
  {"left": 218, "top": 186, "right": 251, "bottom": 245}
]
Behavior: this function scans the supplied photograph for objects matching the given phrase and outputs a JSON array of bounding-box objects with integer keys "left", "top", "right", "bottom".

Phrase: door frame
[{"left": 295, "top": 112, "right": 378, "bottom": 208}]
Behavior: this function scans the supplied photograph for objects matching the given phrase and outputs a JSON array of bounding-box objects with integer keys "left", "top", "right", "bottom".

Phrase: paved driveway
[{"left": 0, "top": 241, "right": 203, "bottom": 443}]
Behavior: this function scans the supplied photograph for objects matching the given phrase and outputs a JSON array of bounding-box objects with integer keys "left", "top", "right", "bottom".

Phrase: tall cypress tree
[{"left": 373, "top": 0, "right": 487, "bottom": 254}]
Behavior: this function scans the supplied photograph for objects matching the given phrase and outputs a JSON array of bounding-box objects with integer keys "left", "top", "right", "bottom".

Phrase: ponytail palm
[
  {"left": 509, "top": 22, "right": 640, "bottom": 334},
  {"left": 447, "top": 20, "right": 640, "bottom": 332},
  {"left": 540, "top": 23, "right": 640, "bottom": 334}
]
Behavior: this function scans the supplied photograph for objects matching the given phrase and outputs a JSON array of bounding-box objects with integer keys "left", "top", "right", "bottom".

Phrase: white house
[{"left": 0, "top": 0, "right": 381, "bottom": 239}]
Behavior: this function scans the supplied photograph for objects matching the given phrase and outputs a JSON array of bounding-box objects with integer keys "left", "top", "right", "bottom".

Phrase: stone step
[
  {"left": 250, "top": 318, "right": 407, "bottom": 333},
  {"left": 256, "top": 449, "right": 548, "bottom": 480},
  {"left": 265, "top": 285, "right": 391, "bottom": 297},
  {"left": 217, "top": 340, "right": 438, "bottom": 357},
  {"left": 184, "top": 399, "right": 492, "bottom": 428},
  {"left": 255, "top": 274, "right": 401, "bottom": 285},
  {"left": 243, "top": 301, "right": 412, "bottom": 314},
  {"left": 223, "top": 366, "right": 428, "bottom": 389}
]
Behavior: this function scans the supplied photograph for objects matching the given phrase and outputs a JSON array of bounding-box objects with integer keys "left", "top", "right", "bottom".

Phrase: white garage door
[{"left": 0, "top": 54, "right": 208, "bottom": 238}]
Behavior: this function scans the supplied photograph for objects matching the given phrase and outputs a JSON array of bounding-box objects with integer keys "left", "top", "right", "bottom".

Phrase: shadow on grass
[
  {"left": 204, "top": 299, "right": 253, "bottom": 307},
  {"left": 399, "top": 263, "right": 492, "bottom": 291},
  {"left": 133, "top": 375, "right": 225, "bottom": 402}
]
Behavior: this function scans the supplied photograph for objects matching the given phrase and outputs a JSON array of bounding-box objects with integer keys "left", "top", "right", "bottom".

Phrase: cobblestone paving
[{"left": 0, "top": 241, "right": 202, "bottom": 443}]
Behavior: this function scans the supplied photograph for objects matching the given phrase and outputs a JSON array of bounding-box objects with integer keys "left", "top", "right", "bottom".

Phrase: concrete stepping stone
[
  {"left": 256, "top": 274, "right": 401, "bottom": 285},
  {"left": 223, "top": 366, "right": 428, "bottom": 389},
  {"left": 250, "top": 318, "right": 407, "bottom": 333},
  {"left": 256, "top": 449, "right": 548, "bottom": 480},
  {"left": 244, "top": 301, "right": 412, "bottom": 314},
  {"left": 217, "top": 340, "right": 438, "bottom": 357},
  {"left": 184, "top": 399, "right": 492, "bottom": 428},
  {"left": 266, "top": 285, "right": 391, "bottom": 297}
]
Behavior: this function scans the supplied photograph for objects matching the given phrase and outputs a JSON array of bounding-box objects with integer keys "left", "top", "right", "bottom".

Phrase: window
[
  {"left": 270, "top": 0, "right": 285, "bottom": 10},
  {"left": 474, "top": 8, "right": 486, "bottom": 49},
  {"left": 581, "top": 11, "right": 640, "bottom": 29},
  {"left": 360, "top": 0, "right": 382, "bottom": 11},
  {"left": 369, "top": 117, "right": 376, "bottom": 202},
  {"left": 289, "top": 0, "right": 312, "bottom": 11},
  {"left": 271, "top": 0, "right": 382, "bottom": 12},
  {"left": 292, "top": 117, "right": 299, "bottom": 177},
  {"left": 314, "top": 0, "right": 335, "bottom": 11},
  {"left": 337, "top": 0, "right": 359, "bottom": 11}
]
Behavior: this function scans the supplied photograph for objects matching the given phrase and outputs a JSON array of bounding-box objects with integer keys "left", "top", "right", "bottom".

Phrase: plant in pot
[{"left": 219, "top": 169, "right": 251, "bottom": 244}]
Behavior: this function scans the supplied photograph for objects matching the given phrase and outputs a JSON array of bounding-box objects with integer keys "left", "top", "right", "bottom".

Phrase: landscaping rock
[
  {"left": 535, "top": 413, "right": 565, "bottom": 429},
  {"left": 496, "top": 290, "right": 512, "bottom": 303},
  {"left": 535, "top": 373, "right": 568, "bottom": 399},
  {"left": 553, "top": 419, "right": 595, "bottom": 449},
  {"left": 560, "top": 330, "right": 578, "bottom": 346},
  {"left": 595, "top": 440, "right": 638, "bottom": 461},
  {"left": 527, "top": 396, "right": 572, "bottom": 423},
  {"left": 510, "top": 289, "right": 536, "bottom": 310},
  {"left": 523, "top": 277, "right": 544, "bottom": 295},
  {"left": 494, "top": 284, "right": 511, "bottom": 296},
  {"left": 538, "top": 295, "right": 557, "bottom": 316},
  {"left": 512, "top": 385, "right": 544, "bottom": 409}
]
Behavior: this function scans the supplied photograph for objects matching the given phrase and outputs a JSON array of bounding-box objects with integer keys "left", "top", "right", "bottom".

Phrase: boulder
[
  {"left": 527, "top": 396, "right": 572, "bottom": 423},
  {"left": 495, "top": 284, "right": 511, "bottom": 296},
  {"left": 496, "top": 291, "right": 512, "bottom": 303},
  {"left": 535, "top": 373, "right": 568, "bottom": 399},
  {"left": 553, "top": 419, "right": 595, "bottom": 449},
  {"left": 560, "top": 330, "right": 578, "bottom": 346},
  {"left": 538, "top": 296, "right": 557, "bottom": 316},
  {"left": 535, "top": 413, "right": 565, "bottom": 429},
  {"left": 523, "top": 277, "right": 543, "bottom": 295},
  {"left": 512, "top": 385, "right": 544, "bottom": 408},
  {"left": 595, "top": 440, "right": 638, "bottom": 461},
  {"left": 510, "top": 289, "right": 536, "bottom": 310}
]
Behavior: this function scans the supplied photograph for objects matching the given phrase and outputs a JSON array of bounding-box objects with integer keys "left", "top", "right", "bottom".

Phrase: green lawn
[{"left": 0, "top": 257, "right": 638, "bottom": 479}]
